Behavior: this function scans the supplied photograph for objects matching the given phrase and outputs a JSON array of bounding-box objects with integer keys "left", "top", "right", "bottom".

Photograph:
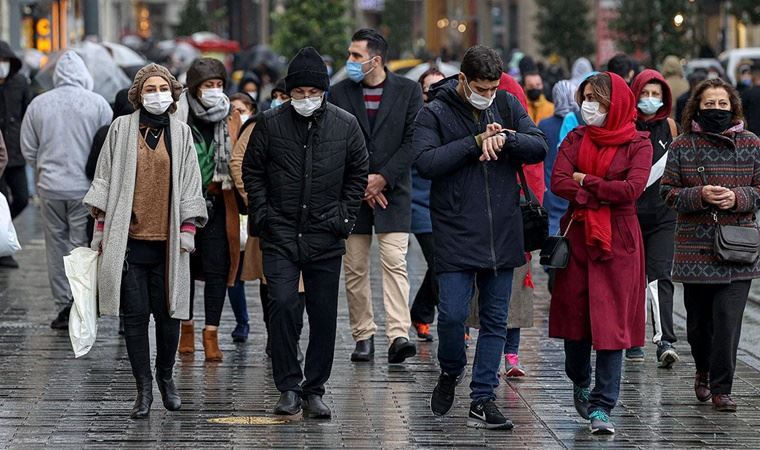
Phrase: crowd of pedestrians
[{"left": 1, "top": 29, "right": 760, "bottom": 436}]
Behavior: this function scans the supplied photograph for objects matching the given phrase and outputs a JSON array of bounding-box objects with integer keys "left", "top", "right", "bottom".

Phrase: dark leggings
[
  {"left": 189, "top": 194, "right": 230, "bottom": 326},
  {"left": 121, "top": 240, "right": 179, "bottom": 381}
]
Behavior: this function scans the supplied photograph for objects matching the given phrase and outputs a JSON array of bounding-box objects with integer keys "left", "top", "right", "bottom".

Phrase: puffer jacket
[
  {"left": 242, "top": 100, "right": 369, "bottom": 263},
  {"left": 661, "top": 125, "right": 760, "bottom": 283},
  {"left": 413, "top": 79, "right": 548, "bottom": 272}
]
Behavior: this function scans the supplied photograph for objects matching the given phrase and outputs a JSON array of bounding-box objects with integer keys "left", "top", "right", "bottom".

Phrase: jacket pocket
[{"left": 615, "top": 218, "right": 636, "bottom": 254}]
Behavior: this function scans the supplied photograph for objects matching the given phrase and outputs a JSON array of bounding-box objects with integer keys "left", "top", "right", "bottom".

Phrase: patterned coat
[{"left": 660, "top": 126, "right": 760, "bottom": 283}]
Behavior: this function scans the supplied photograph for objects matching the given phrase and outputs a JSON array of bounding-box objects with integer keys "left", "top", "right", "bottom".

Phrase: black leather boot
[
  {"left": 156, "top": 368, "right": 181, "bottom": 411},
  {"left": 130, "top": 376, "right": 153, "bottom": 419},
  {"left": 351, "top": 335, "right": 375, "bottom": 362},
  {"left": 303, "top": 394, "right": 331, "bottom": 419},
  {"left": 273, "top": 391, "right": 302, "bottom": 416}
]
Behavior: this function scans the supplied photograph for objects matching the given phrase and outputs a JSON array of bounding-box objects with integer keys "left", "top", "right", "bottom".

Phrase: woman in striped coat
[{"left": 660, "top": 78, "right": 760, "bottom": 412}]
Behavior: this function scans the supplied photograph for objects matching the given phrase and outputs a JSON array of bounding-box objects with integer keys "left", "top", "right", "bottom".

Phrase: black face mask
[
  {"left": 696, "top": 108, "right": 733, "bottom": 133},
  {"left": 526, "top": 88, "right": 542, "bottom": 102}
]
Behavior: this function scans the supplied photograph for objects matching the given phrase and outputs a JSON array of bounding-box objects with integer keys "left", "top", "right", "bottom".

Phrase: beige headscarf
[{"left": 127, "top": 63, "right": 183, "bottom": 113}]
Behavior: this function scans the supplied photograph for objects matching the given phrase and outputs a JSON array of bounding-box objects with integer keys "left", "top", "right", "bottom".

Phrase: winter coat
[
  {"left": 411, "top": 166, "right": 432, "bottom": 234},
  {"left": 0, "top": 41, "right": 32, "bottom": 168},
  {"left": 243, "top": 101, "right": 369, "bottom": 263},
  {"left": 660, "top": 127, "right": 760, "bottom": 284},
  {"left": 740, "top": 86, "right": 760, "bottom": 136},
  {"left": 0, "top": 131, "right": 7, "bottom": 176},
  {"left": 413, "top": 80, "right": 548, "bottom": 273},
  {"left": 21, "top": 51, "right": 111, "bottom": 200},
  {"left": 527, "top": 95, "right": 554, "bottom": 126},
  {"left": 328, "top": 70, "right": 423, "bottom": 234},
  {"left": 549, "top": 128, "right": 653, "bottom": 350},
  {"left": 631, "top": 69, "right": 679, "bottom": 225},
  {"left": 83, "top": 111, "right": 208, "bottom": 319}
]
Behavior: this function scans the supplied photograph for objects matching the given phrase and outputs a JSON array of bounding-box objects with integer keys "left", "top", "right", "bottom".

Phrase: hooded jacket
[
  {"left": 413, "top": 79, "right": 547, "bottom": 272},
  {"left": 21, "top": 51, "right": 111, "bottom": 200},
  {"left": 631, "top": 69, "right": 678, "bottom": 223},
  {"left": 0, "top": 41, "right": 32, "bottom": 167}
]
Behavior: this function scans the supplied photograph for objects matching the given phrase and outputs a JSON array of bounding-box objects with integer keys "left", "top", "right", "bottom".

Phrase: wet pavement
[{"left": 2, "top": 204, "right": 760, "bottom": 449}]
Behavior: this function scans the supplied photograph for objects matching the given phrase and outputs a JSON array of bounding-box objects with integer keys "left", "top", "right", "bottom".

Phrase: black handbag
[
  {"left": 517, "top": 165, "right": 549, "bottom": 252},
  {"left": 691, "top": 136, "right": 760, "bottom": 264},
  {"left": 540, "top": 217, "right": 573, "bottom": 268}
]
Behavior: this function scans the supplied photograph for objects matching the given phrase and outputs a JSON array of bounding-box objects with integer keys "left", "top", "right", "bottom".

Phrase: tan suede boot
[
  {"left": 203, "top": 328, "right": 223, "bottom": 362},
  {"left": 178, "top": 322, "right": 195, "bottom": 354}
]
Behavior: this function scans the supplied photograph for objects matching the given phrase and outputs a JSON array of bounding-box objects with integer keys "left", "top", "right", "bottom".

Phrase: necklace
[{"left": 148, "top": 128, "right": 161, "bottom": 139}]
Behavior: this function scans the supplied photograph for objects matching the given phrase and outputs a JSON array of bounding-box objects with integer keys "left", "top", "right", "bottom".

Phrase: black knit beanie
[
  {"left": 186, "top": 57, "right": 227, "bottom": 97},
  {"left": 285, "top": 47, "right": 329, "bottom": 93}
]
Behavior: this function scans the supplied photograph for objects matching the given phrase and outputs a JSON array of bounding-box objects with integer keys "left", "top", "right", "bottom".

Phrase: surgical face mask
[
  {"left": 239, "top": 114, "right": 250, "bottom": 123},
  {"left": 200, "top": 87, "right": 225, "bottom": 108},
  {"left": 142, "top": 91, "right": 174, "bottom": 115},
  {"left": 581, "top": 101, "right": 607, "bottom": 127},
  {"left": 463, "top": 76, "right": 495, "bottom": 110},
  {"left": 246, "top": 91, "right": 258, "bottom": 102},
  {"left": 0, "top": 61, "right": 9, "bottom": 79},
  {"left": 638, "top": 97, "right": 663, "bottom": 116},
  {"left": 292, "top": 94, "right": 323, "bottom": 117},
  {"left": 270, "top": 98, "right": 284, "bottom": 109},
  {"left": 346, "top": 57, "right": 376, "bottom": 83}
]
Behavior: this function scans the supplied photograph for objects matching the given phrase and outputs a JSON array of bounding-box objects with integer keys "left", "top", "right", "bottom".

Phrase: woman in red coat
[{"left": 549, "top": 72, "right": 653, "bottom": 434}]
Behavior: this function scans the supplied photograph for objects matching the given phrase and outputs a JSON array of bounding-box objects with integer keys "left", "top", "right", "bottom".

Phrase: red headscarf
[
  {"left": 576, "top": 72, "right": 638, "bottom": 254},
  {"left": 498, "top": 72, "right": 528, "bottom": 110},
  {"left": 630, "top": 69, "right": 672, "bottom": 122}
]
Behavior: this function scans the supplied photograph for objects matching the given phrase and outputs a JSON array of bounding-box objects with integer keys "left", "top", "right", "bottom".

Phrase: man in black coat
[
  {"left": 329, "top": 29, "right": 423, "bottom": 364},
  {"left": 740, "top": 65, "right": 760, "bottom": 136},
  {"left": 413, "top": 45, "right": 547, "bottom": 429},
  {"left": 0, "top": 40, "right": 32, "bottom": 268},
  {"left": 243, "top": 46, "right": 368, "bottom": 419}
]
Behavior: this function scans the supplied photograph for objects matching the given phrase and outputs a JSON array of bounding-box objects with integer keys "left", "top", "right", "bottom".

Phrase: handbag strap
[
  {"left": 516, "top": 164, "right": 539, "bottom": 207},
  {"left": 561, "top": 217, "right": 574, "bottom": 237}
]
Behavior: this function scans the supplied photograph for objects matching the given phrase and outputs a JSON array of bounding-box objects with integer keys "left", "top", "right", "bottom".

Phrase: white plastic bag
[
  {"left": 64, "top": 247, "right": 99, "bottom": 357},
  {"left": 240, "top": 214, "right": 248, "bottom": 251},
  {"left": 0, "top": 192, "right": 21, "bottom": 257}
]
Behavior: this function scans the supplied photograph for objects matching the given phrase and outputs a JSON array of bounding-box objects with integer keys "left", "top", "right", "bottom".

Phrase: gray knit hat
[{"left": 127, "top": 63, "right": 183, "bottom": 113}]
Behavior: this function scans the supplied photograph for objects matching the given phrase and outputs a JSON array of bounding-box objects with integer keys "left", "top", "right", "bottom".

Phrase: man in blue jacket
[{"left": 413, "top": 45, "right": 547, "bottom": 430}]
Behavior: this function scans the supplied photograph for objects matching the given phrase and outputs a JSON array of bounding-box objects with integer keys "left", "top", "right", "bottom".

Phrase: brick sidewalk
[{"left": 1, "top": 206, "right": 760, "bottom": 448}]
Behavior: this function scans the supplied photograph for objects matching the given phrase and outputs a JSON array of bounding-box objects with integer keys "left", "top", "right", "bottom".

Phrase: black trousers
[
  {"left": 121, "top": 240, "right": 179, "bottom": 381},
  {"left": 683, "top": 280, "right": 750, "bottom": 394},
  {"left": 190, "top": 194, "right": 230, "bottom": 326},
  {"left": 260, "top": 283, "right": 304, "bottom": 338},
  {"left": 263, "top": 251, "right": 341, "bottom": 397},
  {"left": 641, "top": 219, "right": 677, "bottom": 344},
  {"left": 0, "top": 165, "right": 30, "bottom": 218},
  {"left": 410, "top": 233, "right": 438, "bottom": 324}
]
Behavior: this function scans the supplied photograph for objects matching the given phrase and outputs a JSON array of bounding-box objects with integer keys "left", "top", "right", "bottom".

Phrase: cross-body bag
[
  {"left": 691, "top": 136, "right": 760, "bottom": 264},
  {"left": 539, "top": 217, "right": 573, "bottom": 268},
  {"left": 494, "top": 91, "right": 549, "bottom": 252}
]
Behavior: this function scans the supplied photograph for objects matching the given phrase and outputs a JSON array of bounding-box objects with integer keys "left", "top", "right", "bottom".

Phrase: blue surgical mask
[
  {"left": 346, "top": 57, "right": 376, "bottom": 83},
  {"left": 638, "top": 97, "right": 664, "bottom": 116},
  {"left": 270, "top": 98, "right": 284, "bottom": 109}
]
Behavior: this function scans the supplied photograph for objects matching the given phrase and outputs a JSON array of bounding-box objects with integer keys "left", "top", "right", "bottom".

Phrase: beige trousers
[{"left": 343, "top": 233, "right": 411, "bottom": 342}]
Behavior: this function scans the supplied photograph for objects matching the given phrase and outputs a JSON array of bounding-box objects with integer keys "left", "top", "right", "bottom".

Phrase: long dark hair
[{"left": 681, "top": 78, "right": 744, "bottom": 132}]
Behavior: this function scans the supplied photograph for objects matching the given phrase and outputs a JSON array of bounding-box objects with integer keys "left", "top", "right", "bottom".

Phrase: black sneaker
[
  {"left": 573, "top": 384, "right": 591, "bottom": 420},
  {"left": 624, "top": 346, "right": 645, "bottom": 362},
  {"left": 467, "top": 399, "right": 514, "bottom": 430},
  {"left": 656, "top": 341, "right": 679, "bottom": 369},
  {"left": 50, "top": 305, "right": 71, "bottom": 330},
  {"left": 430, "top": 371, "right": 458, "bottom": 416},
  {"left": 0, "top": 255, "right": 19, "bottom": 268}
]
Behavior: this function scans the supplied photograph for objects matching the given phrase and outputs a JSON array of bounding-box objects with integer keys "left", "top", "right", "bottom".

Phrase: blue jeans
[
  {"left": 564, "top": 340, "right": 623, "bottom": 415},
  {"left": 227, "top": 253, "right": 248, "bottom": 326},
  {"left": 437, "top": 269, "right": 513, "bottom": 402},
  {"left": 504, "top": 328, "right": 520, "bottom": 355}
]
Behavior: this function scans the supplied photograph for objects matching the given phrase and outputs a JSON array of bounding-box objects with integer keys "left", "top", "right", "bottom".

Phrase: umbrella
[
  {"left": 404, "top": 61, "right": 460, "bottom": 82},
  {"left": 101, "top": 42, "right": 146, "bottom": 67}
]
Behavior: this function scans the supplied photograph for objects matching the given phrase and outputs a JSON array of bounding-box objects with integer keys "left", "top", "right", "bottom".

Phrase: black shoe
[
  {"left": 232, "top": 323, "right": 249, "bottom": 343},
  {"left": 351, "top": 336, "right": 375, "bottom": 362},
  {"left": 0, "top": 255, "right": 19, "bottom": 268},
  {"left": 50, "top": 305, "right": 71, "bottom": 330},
  {"left": 467, "top": 399, "right": 513, "bottom": 430},
  {"left": 155, "top": 368, "right": 181, "bottom": 411},
  {"left": 430, "top": 371, "right": 459, "bottom": 416},
  {"left": 656, "top": 341, "right": 679, "bottom": 369},
  {"left": 573, "top": 384, "right": 591, "bottom": 420},
  {"left": 130, "top": 376, "right": 153, "bottom": 419},
  {"left": 388, "top": 336, "right": 416, "bottom": 364},
  {"left": 273, "top": 391, "right": 302, "bottom": 416},
  {"left": 625, "top": 346, "right": 645, "bottom": 362},
  {"left": 302, "top": 394, "right": 331, "bottom": 419}
]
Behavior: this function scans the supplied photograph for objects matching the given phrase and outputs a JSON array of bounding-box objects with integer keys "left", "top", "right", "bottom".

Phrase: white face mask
[
  {"left": 142, "top": 91, "right": 174, "bottom": 115},
  {"left": 200, "top": 87, "right": 225, "bottom": 108},
  {"left": 0, "top": 61, "right": 9, "bottom": 79},
  {"left": 463, "top": 75, "right": 494, "bottom": 110},
  {"left": 581, "top": 101, "right": 608, "bottom": 127},
  {"left": 239, "top": 114, "right": 250, "bottom": 123},
  {"left": 292, "top": 94, "right": 323, "bottom": 117}
]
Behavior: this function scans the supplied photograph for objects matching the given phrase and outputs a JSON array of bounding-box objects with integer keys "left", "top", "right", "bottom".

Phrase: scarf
[
  {"left": 576, "top": 72, "right": 638, "bottom": 256},
  {"left": 552, "top": 80, "right": 578, "bottom": 118},
  {"left": 187, "top": 94, "right": 233, "bottom": 189},
  {"left": 139, "top": 108, "right": 171, "bottom": 151}
]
